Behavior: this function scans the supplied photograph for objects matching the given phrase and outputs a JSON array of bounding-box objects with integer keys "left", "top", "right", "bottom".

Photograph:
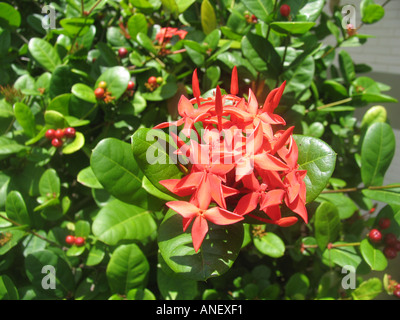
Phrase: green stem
[{"left": 316, "top": 97, "right": 353, "bottom": 111}]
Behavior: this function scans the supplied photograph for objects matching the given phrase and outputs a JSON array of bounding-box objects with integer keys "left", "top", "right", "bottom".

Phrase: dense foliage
[{"left": 0, "top": 0, "right": 399, "bottom": 301}]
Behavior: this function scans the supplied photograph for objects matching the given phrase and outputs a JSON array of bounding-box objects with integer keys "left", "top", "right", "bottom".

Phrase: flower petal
[
  {"left": 234, "top": 192, "right": 260, "bottom": 216},
  {"left": 204, "top": 207, "right": 244, "bottom": 225},
  {"left": 191, "top": 216, "right": 209, "bottom": 252},
  {"left": 230, "top": 66, "right": 239, "bottom": 95}
]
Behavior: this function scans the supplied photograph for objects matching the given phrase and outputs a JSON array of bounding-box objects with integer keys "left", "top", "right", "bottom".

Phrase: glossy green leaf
[
  {"left": 77, "top": 167, "right": 103, "bottom": 189},
  {"left": 131, "top": 128, "right": 183, "bottom": 195},
  {"left": 127, "top": 14, "right": 148, "bottom": 40},
  {"left": 142, "top": 176, "right": 178, "bottom": 201},
  {"left": 201, "top": 0, "right": 217, "bottom": 35},
  {"left": 136, "top": 32, "right": 157, "bottom": 54},
  {"left": 253, "top": 231, "right": 285, "bottom": 258},
  {"left": 293, "top": 135, "right": 337, "bottom": 203},
  {"left": 92, "top": 199, "right": 156, "bottom": 246},
  {"left": 0, "top": 137, "right": 28, "bottom": 156},
  {"left": 241, "top": 0, "right": 274, "bottom": 23},
  {"left": 13, "top": 102, "right": 35, "bottom": 138},
  {"left": 86, "top": 243, "right": 106, "bottom": 267},
  {"left": 338, "top": 50, "right": 355, "bottom": 85},
  {"left": 352, "top": 278, "right": 382, "bottom": 300},
  {"left": 44, "top": 110, "right": 68, "bottom": 129},
  {"left": 0, "top": 2, "right": 21, "bottom": 29},
  {"left": 360, "top": 105, "right": 387, "bottom": 129},
  {"left": 316, "top": 193, "right": 358, "bottom": 219},
  {"left": 71, "top": 83, "right": 96, "bottom": 104},
  {"left": 106, "top": 244, "right": 150, "bottom": 294},
  {"left": 0, "top": 230, "right": 25, "bottom": 256},
  {"left": 39, "top": 169, "right": 60, "bottom": 198},
  {"left": 361, "top": 2, "right": 385, "bottom": 24},
  {"left": 158, "top": 210, "right": 244, "bottom": 281},
  {"left": 297, "top": 0, "right": 326, "bottom": 22},
  {"left": 0, "top": 275, "right": 19, "bottom": 300},
  {"left": 161, "top": 0, "right": 179, "bottom": 18},
  {"left": 91, "top": 138, "right": 143, "bottom": 204},
  {"left": 62, "top": 131, "right": 85, "bottom": 154},
  {"left": 5, "top": 190, "right": 30, "bottom": 226},
  {"left": 28, "top": 38, "right": 61, "bottom": 72},
  {"left": 59, "top": 18, "right": 94, "bottom": 36},
  {"left": 314, "top": 202, "right": 340, "bottom": 250},
  {"left": 361, "top": 122, "right": 395, "bottom": 187},
  {"left": 360, "top": 239, "right": 387, "bottom": 271},
  {"left": 95, "top": 66, "right": 130, "bottom": 100},
  {"left": 322, "top": 242, "right": 362, "bottom": 269},
  {"left": 362, "top": 188, "right": 400, "bottom": 206},
  {"left": 285, "top": 273, "right": 310, "bottom": 300},
  {"left": 270, "top": 22, "right": 315, "bottom": 35}
]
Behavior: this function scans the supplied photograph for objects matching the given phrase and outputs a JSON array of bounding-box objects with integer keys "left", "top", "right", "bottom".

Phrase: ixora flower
[
  {"left": 153, "top": 67, "right": 307, "bottom": 252},
  {"left": 155, "top": 27, "right": 188, "bottom": 45}
]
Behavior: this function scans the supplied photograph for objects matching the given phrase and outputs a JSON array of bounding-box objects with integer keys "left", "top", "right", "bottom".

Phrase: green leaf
[
  {"left": 71, "top": 83, "right": 97, "bottom": 104},
  {"left": 136, "top": 32, "right": 157, "bottom": 54},
  {"left": 352, "top": 278, "right": 382, "bottom": 300},
  {"left": 270, "top": 22, "right": 315, "bottom": 35},
  {"left": 360, "top": 105, "right": 387, "bottom": 129},
  {"left": 0, "top": 136, "right": 28, "bottom": 156},
  {"left": 361, "top": 122, "right": 395, "bottom": 187},
  {"left": 0, "top": 2, "right": 21, "bottom": 29},
  {"left": 338, "top": 50, "right": 355, "bottom": 85},
  {"left": 161, "top": 0, "right": 179, "bottom": 18},
  {"left": 241, "top": 0, "right": 274, "bottom": 23},
  {"left": 28, "top": 38, "right": 61, "bottom": 72},
  {"left": 253, "top": 230, "right": 285, "bottom": 258},
  {"left": 92, "top": 199, "right": 156, "bottom": 246},
  {"left": 0, "top": 230, "right": 25, "bottom": 256},
  {"left": 322, "top": 242, "right": 362, "bottom": 269},
  {"left": 201, "top": 0, "right": 217, "bottom": 35},
  {"left": 44, "top": 110, "right": 68, "bottom": 129},
  {"left": 361, "top": 3, "right": 385, "bottom": 24},
  {"left": 360, "top": 239, "right": 387, "bottom": 271},
  {"left": 297, "top": 0, "right": 326, "bottom": 22},
  {"left": 314, "top": 202, "right": 340, "bottom": 250},
  {"left": 285, "top": 273, "right": 310, "bottom": 300},
  {"left": 62, "top": 131, "right": 85, "bottom": 154},
  {"left": 316, "top": 193, "right": 358, "bottom": 220},
  {"left": 142, "top": 176, "right": 178, "bottom": 201},
  {"left": 5, "top": 190, "right": 31, "bottom": 226},
  {"left": 39, "top": 169, "right": 60, "bottom": 198},
  {"left": 77, "top": 167, "right": 103, "bottom": 189},
  {"left": 59, "top": 17, "right": 94, "bottom": 36},
  {"left": 106, "top": 244, "right": 150, "bottom": 294},
  {"left": 362, "top": 188, "right": 400, "bottom": 206},
  {"left": 127, "top": 14, "right": 148, "bottom": 40},
  {"left": 13, "top": 102, "right": 36, "bottom": 138},
  {"left": 91, "top": 138, "right": 143, "bottom": 204},
  {"left": 95, "top": 66, "right": 131, "bottom": 100},
  {"left": 0, "top": 275, "right": 19, "bottom": 300},
  {"left": 158, "top": 210, "right": 244, "bottom": 281},
  {"left": 86, "top": 243, "right": 106, "bottom": 266},
  {"left": 131, "top": 128, "right": 183, "bottom": 195},
  {"left": 293, "top": 135, "right": 337, "bottom": 203},
  {"left": 25, "top": 249, "right": 75, "bottom": 298}
]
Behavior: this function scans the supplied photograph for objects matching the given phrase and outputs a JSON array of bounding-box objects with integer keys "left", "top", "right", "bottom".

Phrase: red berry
[
  {"left": 45, "top": 129, "right": 55, "bottom": 140},
  {"left": 395, "top": 284, "right": 400, "bottom": 291},
  {"left": 384, "top": 233, "right": 397, "bottom": 246},
  {"left": 368, "top": 229, "right": 382, "bottom": 243},
  {"left": 379, "top": 218, "right": 391, "bottom": 230},
  {"left": 148, "top": 76, "right": 157, "bottom": 85},
  {"left": 54, "top": 128, "right": 65, "bottom": 139},
  {"left": 394, "top": 290, "right": 400, "bottom": 298},
  {"left": 65, "top": 235, "right": 75, "bottom": 245},
  {"left": 384, "top": 246, "right": 397, "bottom": 259},
  {"left": 74, "top": 236, "right": 85, "bottom": 247},
  {"left": 280, "top": 4, "right": 291, "bottom": 17},
  {"left": 94, "top": 87, "right": 105, "bottom": 99},
  {"left": 51, "top": 138, "right": 63, "bottom": 148},
  {"left": 118, "top": 47, "right": 128, "bottom": 58},
  {"left": 127, "top": 81, "right": 135, "bottom": 91},
  {"left": 394, "top": 240, "right": 400, "bottom": 252},
  {"left": 64, "top": 127, "right": 76, "bottom": 139}
]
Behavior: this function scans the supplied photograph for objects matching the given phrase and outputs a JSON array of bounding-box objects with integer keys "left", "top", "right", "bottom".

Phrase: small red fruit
[
  {"left": 148, "top": 76, "right": 157, "bottom": 85},
  {"left": 368, "top": 229, "right": 382, "bottom": 243},
  {"left": 65, "top": 235, "right": 75, "bottom": 245},
  {"left": 383, "top": 246, "right": 397, "bottom": 259},
  {"left": 64, "top": 127, "right": 76, "bottom": 139},
  {"left": 94, "top": 87, "right": 105, "bottom": 99},
  {"left": 394, "top": 240, "right": 400, "bottom": 252},
  {"left": 280, "top": 4, "right": 291, "bottom": 17},
  {"left": 45, "top": 129, "right": 55, "bottom": 140},
  {"left": 127, "top": 81, "right": 135, "bottom": 91},
  {"left": 51, "top": 138, "right": 63, "bottom": 148},
  {"left": 384, "top": 233, "right": 397, "bottom": 246},
  {"left": 118, "top": 47, "right": 128, "bottom": 58},
  {"left": 74, "top": 236, "right": 85, "bottom": 247},
  {"left": 379, "top": 218, "right": 391, "bottom": 230},
  {"left": 394, "top": 290, "right": 400, "bottom": 298},
  {"left": 54, "top": 128, "right": 65, "bottom": 139}
]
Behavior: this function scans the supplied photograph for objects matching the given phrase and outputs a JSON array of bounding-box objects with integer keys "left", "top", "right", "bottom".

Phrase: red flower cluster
[
  {"left": 155, "top": 27, "right": 188, "bottom": 45},
  {"left": 153, "top": 68, "right": 307, "bottom": 252}
]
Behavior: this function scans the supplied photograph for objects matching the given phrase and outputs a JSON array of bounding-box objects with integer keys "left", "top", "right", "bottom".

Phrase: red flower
[
  {"left": 156, "top": 27, "right": 188, "bottom": 45},
  {"left": 154, "top": 67, "right": 308, "bottom": 252}
]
